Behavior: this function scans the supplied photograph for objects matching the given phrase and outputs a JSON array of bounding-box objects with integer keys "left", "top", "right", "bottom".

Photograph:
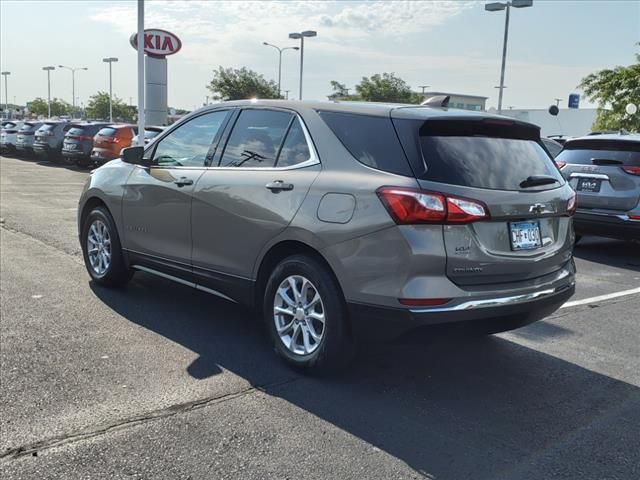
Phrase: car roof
[
  {"left": 565, "top": 133, "right": 640, "bottom": 144},
  {"left": 198, "top": 99, "right": 539, "bottom": 128}
]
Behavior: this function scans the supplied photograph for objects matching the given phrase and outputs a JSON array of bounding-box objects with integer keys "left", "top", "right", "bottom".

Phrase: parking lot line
[{"left": 561, "top": 287, "right": 640, "bottom": 309}]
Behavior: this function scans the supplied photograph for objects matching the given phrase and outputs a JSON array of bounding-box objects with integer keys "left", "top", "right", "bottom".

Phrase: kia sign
[{"left": 130, "top": 29, "right": 182, "bottom": 57}]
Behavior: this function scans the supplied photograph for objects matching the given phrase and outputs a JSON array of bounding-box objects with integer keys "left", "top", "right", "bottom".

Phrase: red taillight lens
[
  {"left": 555, "top": 161, "right": 566, "bottom": 170},
  {"left": 376, "top": 188, "right": 446, "bottom": 223},
  {"left": 567, "top": 190, "right": 577, "bottom": 215},
  {"left": 377, "top": 187, "right": 489, "bottom": 225},
  {"left": 398, "top": 298, "right": 452, "bottom": 307},
  {"left": 622, "top": 166, "right": 640, "bottom": 176}
]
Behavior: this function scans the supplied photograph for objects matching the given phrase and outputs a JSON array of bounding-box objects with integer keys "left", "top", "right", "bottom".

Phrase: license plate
[
  {"left": 509, "top": 221, "right": 542, "bottom": 251},
  {"left": 576, "top": 178, "right": 601, "bottom": 192},
  {"left": 64, "top": 143, "right": 76, "bottom": 150}
]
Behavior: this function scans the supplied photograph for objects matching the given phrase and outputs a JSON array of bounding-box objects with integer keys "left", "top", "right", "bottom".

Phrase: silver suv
[
  {"left": 78, "top": 100, "right": 576, "bottom": 372},
  {"left": 557, "top": 134, "right": 640, "bottom": 242}
]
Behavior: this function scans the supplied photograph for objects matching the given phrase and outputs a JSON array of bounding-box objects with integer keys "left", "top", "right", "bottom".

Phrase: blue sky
[{"left": 1, "top": 0, "right": 638, "bottom": 110}]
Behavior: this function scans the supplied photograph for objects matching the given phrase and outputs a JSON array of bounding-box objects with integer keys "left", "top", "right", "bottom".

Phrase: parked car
[
  {"left": 15, "top": 121, "right": 44, "bottom": 155},
  {"left": 547, "top": 135, "right": 570, "bottom": 146},
  {"left": 62, "top": 122, "right": 109, "bottom": 167},
  {"left": 131, "top": 126, "right": 165, "bottom": 146},
  {"left": 0, "top": 120, "right": 24, "bottom": 154},
  {"left": 33, "top": 121, "right": 72, "bottom": 160},
  {"left": 542, "top": 137, "right": 563, "bottom": 158},
  {"left": 78, "top": 100, "right": 576, "bottom": 372},
  {"left": 556, "top": 134, "right": 640, "bottom": 242},
  {"left": 91, "top": 125, "right": 136, "bottom": 164}
]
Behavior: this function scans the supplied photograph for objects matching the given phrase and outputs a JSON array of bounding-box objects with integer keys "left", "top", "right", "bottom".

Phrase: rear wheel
[
  {"left": 81, "top": 206, "right": 132, "bottom": 287},
  {"left": 264, "top": 254, "right": 353, "bottom": 373}
]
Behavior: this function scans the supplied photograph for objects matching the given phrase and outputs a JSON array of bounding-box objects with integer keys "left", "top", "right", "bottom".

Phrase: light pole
[
  {"left": 485, "top": 0, "right": 533, "bottom": 114},
  {"left": 288, "top": 30, "right": 317, "bottom": 101},
  {"left": 262, "top": 42, "right": 299, "bottom": 97},
  {"left": 58, "top": 65, "right": 88, "bottom": 118},
  {"left": 554, "top": 98, "right": 563, "bottom": 107},
  {"left": 1, "top": 71, "right": 9, "bottom": 119},
  {"left": 42, "top": 66, "right": 55, "bottom": 118},
  {"left": 102, "top": 57, "right": 118, "bottom": 122},
  {"left": 284, "top": 90, "right": 290, "bottom": 100}
]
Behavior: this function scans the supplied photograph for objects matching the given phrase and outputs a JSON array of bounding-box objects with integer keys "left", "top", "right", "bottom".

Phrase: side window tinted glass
[
  {"left": 276, "top": 118, "right": 311, "bottom": 167},
  {"left": 220, "top": 109, "right": 292, "bottom": 168},
  {"left": 318, "top": 111, "right": 412, "bottom": 176},
  {"left": 153, "top": 111, "right": 227, "bottom": 167}
]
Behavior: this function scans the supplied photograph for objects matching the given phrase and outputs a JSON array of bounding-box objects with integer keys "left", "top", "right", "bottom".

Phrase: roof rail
[{"left": 421, "top": 95, "right": 450, "bottom": 108}]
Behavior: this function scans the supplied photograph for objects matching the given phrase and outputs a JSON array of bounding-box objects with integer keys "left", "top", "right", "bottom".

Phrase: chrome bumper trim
[{"left": 410, "top": 283, "right": 574, "bottom": 313}]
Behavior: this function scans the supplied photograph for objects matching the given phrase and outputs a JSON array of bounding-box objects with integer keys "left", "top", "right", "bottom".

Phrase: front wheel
[
  {"left": 264, "top": 254, "right": 353, "bottom": 373},
  {"left": 81, "top": 206, "right": 132, "bottom": 287}
]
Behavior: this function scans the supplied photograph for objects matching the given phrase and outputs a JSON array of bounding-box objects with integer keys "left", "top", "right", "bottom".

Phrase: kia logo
[{"left": 130, "top": 29, "right": 182, "bottom": 57}]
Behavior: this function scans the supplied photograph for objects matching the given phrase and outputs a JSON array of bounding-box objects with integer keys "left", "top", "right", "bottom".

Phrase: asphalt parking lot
[{"left": 1, "top": 153, "right": 639, "bottom": 480}]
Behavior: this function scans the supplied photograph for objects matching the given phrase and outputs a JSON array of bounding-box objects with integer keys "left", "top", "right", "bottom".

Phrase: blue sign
[{"left": 568, "top": 94, "right": 580, "bottom": 109}]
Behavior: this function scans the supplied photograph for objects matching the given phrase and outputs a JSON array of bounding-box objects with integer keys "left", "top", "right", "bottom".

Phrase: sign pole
[{"left": 137, "top": 0, "right": 145, "bottom": 146}]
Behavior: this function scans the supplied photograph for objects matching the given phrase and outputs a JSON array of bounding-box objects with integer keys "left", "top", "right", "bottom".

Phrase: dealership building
[{"left": 421, "top": 91, "right": 488, "bottom": 111}]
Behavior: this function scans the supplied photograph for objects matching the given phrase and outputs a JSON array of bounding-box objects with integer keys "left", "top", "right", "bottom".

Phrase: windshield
[
  {"left": 556, "top": 141, "right": 640, "bottom": 166},
  {"left": 419, "top": 136, "right": 564, "bottom": 191}
]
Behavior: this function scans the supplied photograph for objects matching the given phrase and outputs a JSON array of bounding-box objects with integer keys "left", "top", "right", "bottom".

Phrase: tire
[
  {"left": 263, "top": 254, "right": 353, "bottom": 373},
  {"left": 81, "top": 206, "right": 132, "bottom": 287}
]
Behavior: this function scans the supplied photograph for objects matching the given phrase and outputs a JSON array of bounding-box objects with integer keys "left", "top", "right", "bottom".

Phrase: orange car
[{"left": 91, "top": 125, "right": 136, "bottom": 164}]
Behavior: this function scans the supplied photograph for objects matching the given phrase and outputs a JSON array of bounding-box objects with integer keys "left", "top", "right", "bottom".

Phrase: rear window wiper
[
  {"left": 519, "top": 175, "right": 560, "bottom": 188},
  {"left": 591, "top": 158, "right": 623, "bottom": 165}
]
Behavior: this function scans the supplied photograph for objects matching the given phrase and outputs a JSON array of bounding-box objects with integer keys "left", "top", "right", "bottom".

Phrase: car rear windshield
[
  {"left": 40, "top": 123, "right": 57, "bottom": 131},
  {"left": 556, "top": 140, "right": 640, "bottom": 166},
  {"left": 392, "top": 118, "right": 563, "bottom": 191},
  {"left": 67, "top": 127, "right": 85, "bottom": 136},
  {"left": 20, "top": 123, "right": 37, "bottom": 131},
  {"left": 317, "top": 111, "right": 413, "bottom": 176},
  {"left": 97, "top": 127, "right": 117, "bottom": 136},
  {"left": 145, "top": 129, "right": 162, "bottom": 138}
]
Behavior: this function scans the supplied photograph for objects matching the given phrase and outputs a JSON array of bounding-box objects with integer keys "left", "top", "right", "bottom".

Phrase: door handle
[
  {"left": 265, "top": 180, "right": 294, "bottom": 192},
  {"left": 174, "top": 177, "right": 194, "bottom": 187}
]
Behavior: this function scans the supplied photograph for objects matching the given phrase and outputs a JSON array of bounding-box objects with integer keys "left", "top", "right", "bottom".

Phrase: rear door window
[
  {"left": 555, "top": 140, "right": 640, "bottom": 166},
  {"left": 318, "top": 111, "right": 412, "bottom": 176},
  {"left": 275, "top": 118, "right": 312, "bottom": 167},
  {"left": 220, "top": 109, "right": 292, "bottom": 168}
]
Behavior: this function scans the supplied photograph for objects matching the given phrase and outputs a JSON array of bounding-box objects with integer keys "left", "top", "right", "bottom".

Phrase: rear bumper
[
  {"left": 574, "top": 209, "right": 640, "bottom": 241},
  {"left": 348, "top": 268, "right": 575, "bottom": 342},
  {"left": 63, "top": 150, "right": 89, "bottom": 159},
  {"left": 91, "top": 148, "right": 118, "bottom": 162}
]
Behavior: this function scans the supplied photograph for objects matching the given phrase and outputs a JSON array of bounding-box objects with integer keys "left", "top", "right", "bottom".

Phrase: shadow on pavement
[
  {"left": 90, "top": 272, "right": 639, "bottom": 480},
  {"left": 574, "top": 236, "right": 640, "bottom": 271}
]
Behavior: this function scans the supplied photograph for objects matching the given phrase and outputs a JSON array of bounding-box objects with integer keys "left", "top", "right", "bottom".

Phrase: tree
[
  {"left": 206, "top": 66, "right": 281, "bottom": 101},
  {"left": 330, "top": 80, "right": 349, "bottom": 97},
  {"left": 579, "top": 48, "right": 640, "bottom": 132},
  {"left": 355, "top": 72, "right": 419, "bottom": 104},
  {"left": 85, "top": 92, "right": 134, "bottom": 122},
  {"left": 27, "top": 97, "right": 70, "bottom": 117}
]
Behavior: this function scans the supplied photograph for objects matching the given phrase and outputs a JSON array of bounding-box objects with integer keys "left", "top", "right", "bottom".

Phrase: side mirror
[{"left": 121, "top": 146, "right": 149, "bottom": 166}]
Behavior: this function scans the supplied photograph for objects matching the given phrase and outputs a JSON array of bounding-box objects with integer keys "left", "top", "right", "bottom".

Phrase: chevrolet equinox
[{"left": 78, "top": 100, "right": 576, "bottom": 372}]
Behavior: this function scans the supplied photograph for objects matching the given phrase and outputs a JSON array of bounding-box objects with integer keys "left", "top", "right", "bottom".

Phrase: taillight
[
  {"left": 104, "top": 136, "right": 118, "bottom": 143},
  {"left": 377, "top": 187, "right": 489, "bottom": 225},
  {"left": 556, "top": 161, "right": 567, "bottom": 170},
  {"left": 567, "top": 190, "right": 577, "bottom": 215},
  {"left": 622, "top": 166, "right": 640, "bottom": 176}
]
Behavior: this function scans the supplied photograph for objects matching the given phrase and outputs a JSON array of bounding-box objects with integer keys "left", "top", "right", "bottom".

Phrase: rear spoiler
[{"left": 418, "top": 117, "right": 540, "bottom": 141}]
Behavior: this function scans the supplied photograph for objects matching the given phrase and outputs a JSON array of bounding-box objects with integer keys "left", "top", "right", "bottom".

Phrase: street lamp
[
  {"left": 485, "top": 0, "right": 533, "bottom": 114},
  {"left": 58, "top": 65, "right": 88, "bottom": 118},
  {"left": 102, "top": 57, "right": 118, "bottom": 122},
  {"left": 288, "top": 30, "right": 317, "bottom": 101},
  {"left": 1, "top": 71, "right": 10, "bottom": 119},
  {"left": 262, "top": 42, "right": 299, "bottom": 97},
  {"left": 42, "top": 66, "right": 55, "bottom": 118}
]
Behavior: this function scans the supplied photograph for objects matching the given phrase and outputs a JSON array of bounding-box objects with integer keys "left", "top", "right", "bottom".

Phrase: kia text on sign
[{"left": 130, "top": 29, "right": 182, "bottom": 57}]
